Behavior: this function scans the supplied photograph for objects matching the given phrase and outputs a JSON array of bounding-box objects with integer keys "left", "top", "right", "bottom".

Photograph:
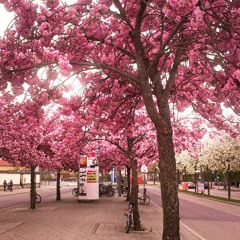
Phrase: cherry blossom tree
[
  {"left": 83, "top": 83, "right": 158, "bottom": 230},
  {"left": 200, "top": 133, "right": 240, "bottom": 196},
  {"left": 0, "top": 90, "right": 91, "bottom": 206},
  {"left": 176, "top": 151, "right": 196, "bottom": 174},
  {"left": 200, "top": 134, "right": 240, "bottom": 172},
  {"left": 0, "top": 93, "right": 54, "bottom": 208},
  {"left": 97, "top": 115, "right": 157, "bottom": 230},
  {"left": 177, "top": 133, "right": 240, "bottom": 177},
  {"left": 0, "top": 1, "right": 240, "bottom": 239},
  {"left": 177, "top": 133, "right": 240, "bottom": 197},
  {"left": 39, "top": 95, "right": 95, "bottom": 200}
]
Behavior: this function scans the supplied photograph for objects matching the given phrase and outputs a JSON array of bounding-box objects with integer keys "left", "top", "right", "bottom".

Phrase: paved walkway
[{"left": 0, "top": 185, "right": 201, "bottom": 240}]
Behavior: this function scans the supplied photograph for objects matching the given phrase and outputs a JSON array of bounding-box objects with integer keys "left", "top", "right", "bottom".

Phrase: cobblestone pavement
[{"left": 0, "top": 186, "right": 201, "bottom": 240}]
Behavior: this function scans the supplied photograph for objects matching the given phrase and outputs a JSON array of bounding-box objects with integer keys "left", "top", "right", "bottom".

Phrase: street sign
[
  {"left": 198, "top": 181, "right": 204, "bottom": 193},
  {"left": 141, "top": 164, "right": 148, "bottom": 173}
]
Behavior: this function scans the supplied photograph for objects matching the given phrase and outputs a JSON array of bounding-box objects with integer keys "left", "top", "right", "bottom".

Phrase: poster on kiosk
[{"left": 78, "top": 155, "right": 99, "bottom": 202}]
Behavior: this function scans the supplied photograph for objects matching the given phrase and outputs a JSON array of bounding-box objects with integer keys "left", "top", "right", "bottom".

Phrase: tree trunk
[
  {"left": 30, "top": 166, "right": 36, "bottom": 209},
  {"left": 125, "top": 166, "right": 131, "bottom": 200},
  {"left": 56, "top": 171, "right": 61, "bottom": 201},
  {"left": 130, "top": 158, "right": 141, "bottom": 231},
  {"left": 207, "top": 167, "right": 210, "bottom": 196},
  {"left": 118, "top": 169, "right": 122, "bottom": 196},
  {"left": 157, "top": 128, "right": 180, "bottom": 240},
  {"left": 223, "top": 173, "right": 227, "bottom": 189},
  {"left": 153, "top": 168, "right": 156, "bottom": 185},
  {"left": 227, "top": 164, "right": 231, "bottom": 199}
]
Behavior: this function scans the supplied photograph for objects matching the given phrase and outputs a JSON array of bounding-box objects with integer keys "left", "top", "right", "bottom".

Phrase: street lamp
[
  {"left": 194, "top": 166, "right": 197, "bottom": 193},
  {"left": 217, "top": 176, "right": 219, "bottom": 190},
  {"left": 227, "top": 162, "right": 231, "bottom": 199}
]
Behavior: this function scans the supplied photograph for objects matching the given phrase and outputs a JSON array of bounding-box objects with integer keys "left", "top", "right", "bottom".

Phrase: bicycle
[
  {"left": 99, "top": 184, "right": 115, "bottom": 197},
  {"left": 72, "top": 187, "right": 78, "bottom": 196},
  {"left": 138, "top": 188, "right": 150, "bottom": 205},
  {"left": 138, "top": 194, "right": 150, "bottom": 205},
  {"left": 35, "top": 193, "right": 42, "bottom": 203},
  {"left": 30, "top": 191, "right": 42, "bottom": 203},
  {"left": 124, "top": 200, "right": 134, "bottom": 233}
]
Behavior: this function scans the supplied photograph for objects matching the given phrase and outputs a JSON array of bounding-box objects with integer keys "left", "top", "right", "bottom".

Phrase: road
[
  {"left": 186, "top": 186, "right": 240, "bottom": 200},
  {"left": 145, "top": 185, "right": 240, "bottom": 240},
  {"left": 0, "top": 186, "right": 73, "bottom": 209}
]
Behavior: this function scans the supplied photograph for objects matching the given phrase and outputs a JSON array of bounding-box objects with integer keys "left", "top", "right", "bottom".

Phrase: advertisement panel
[
  {"left": 78, "top": 156, "right": 99, "bottom": 201},
  {"left": 198, "top": 181, "right": 204, "bottom": 193}
]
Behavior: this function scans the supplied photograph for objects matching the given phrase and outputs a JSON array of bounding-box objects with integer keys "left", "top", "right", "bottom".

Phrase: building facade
[{"left": 0, "top": 160, "right": 40, "bottom": 190}]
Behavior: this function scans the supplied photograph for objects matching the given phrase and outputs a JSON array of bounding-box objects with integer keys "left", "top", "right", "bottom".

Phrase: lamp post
[
  {"left": 206, "top": 165, "right": 210, "bottom": 196},
  {"left": 141, "top": 164, "right": 148, "bottom": 194},
  {"left": 194, "top": 166, "right": 197, "bottom": 193},
  {"left": 217, "top": 176, "right": 219, "bottom": 190},
  {"left": 227, "top": 162, "right": 231, "bottom": 199}
]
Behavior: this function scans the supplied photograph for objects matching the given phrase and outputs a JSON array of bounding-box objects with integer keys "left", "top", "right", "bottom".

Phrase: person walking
[
  {"left": 20, "top": 179, "right": 24, "bottom": 188},
  {"left": 3, "top": 180, "right": 7, "bottom": 191},
  {"left": 8, "top": 180, "right": 13, "bottom": 191}
]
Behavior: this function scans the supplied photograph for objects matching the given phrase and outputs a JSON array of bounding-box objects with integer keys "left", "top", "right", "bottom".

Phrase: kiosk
[{"left": 78, "top": 156, "right": 99, "bottom": 202}]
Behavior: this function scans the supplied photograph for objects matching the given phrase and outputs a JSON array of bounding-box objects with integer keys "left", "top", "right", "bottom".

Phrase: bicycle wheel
[
  {"left": 107, "top": 188, "right": 115, "bottom": 197},
  {"left": 125, "top": 214, "right": 132, "bottom": 233},
  {"left": 36, "top": 194, "right": 42, "bottom": 203},
  {"left": 72, "top": 188, "right": 78, "bottom": 196},
  {"left": 140, "top": 195, "right": 150, "bottom": 205}
]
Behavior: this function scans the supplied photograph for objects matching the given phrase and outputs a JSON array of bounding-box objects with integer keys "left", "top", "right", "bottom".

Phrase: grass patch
[{"left": 179, "top": 189, "right": 240, "bottom": 205}]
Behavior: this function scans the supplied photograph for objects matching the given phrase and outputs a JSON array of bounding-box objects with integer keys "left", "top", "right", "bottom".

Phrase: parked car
[
  {"left": 196, "top": 182, "right": 209, "bottom": 189},
  {"left": 188, "top": 182, "right": 195, "bottom": 189}
]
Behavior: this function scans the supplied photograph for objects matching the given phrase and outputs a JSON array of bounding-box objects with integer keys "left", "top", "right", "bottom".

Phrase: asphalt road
[
  {"left": 0, "top": 187, "right": 73, "bottom": 209},
  {"left": 190, "top": 187, "right": 240, "bottom": 200},
  {"left": 146, "top": 185, "right": 240, "bottom": 240}
]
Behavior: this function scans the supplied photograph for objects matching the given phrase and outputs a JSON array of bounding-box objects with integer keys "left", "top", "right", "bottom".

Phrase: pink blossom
[
  {"left": 45, "top": 0, "right": 59, "bottom": 9},
  {"left": 232, "top": 70, "right": 240, "bottom": 81},
  {"left": 189, "top": 50, "right": 199, "bottom": 62}
]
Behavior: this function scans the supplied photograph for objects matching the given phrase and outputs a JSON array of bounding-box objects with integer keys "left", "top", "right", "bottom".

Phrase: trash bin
[{"left": 182, "top": 182, "right": 188, "bottom": 191}]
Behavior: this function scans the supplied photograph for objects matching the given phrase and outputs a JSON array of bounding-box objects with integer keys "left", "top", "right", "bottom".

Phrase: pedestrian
[
  {"left": 3, "top": 180, "right": 7, "bottom": 191},
  {"left": 8, "top": 180, "right": 13, "bottom": 191},
  {"left": 20, "top": 179, "right": 24, "bottom": 188},
  {"left": 121, "top": 179, "right": 124, "bottom": 194}
]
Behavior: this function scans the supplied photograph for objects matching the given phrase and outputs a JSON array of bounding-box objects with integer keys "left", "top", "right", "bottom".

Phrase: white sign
[{"left": 141, "top": 164, "right": 148, "bottom": 173}]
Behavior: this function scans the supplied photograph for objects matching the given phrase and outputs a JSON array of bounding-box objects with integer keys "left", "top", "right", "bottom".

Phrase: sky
[
  {"left": 0, "top": 1, "right": 82, "bottom": 98},
  {"left": 0, "top": 0, "right": 76, "bottom": 36},
  {"left": 0, "top": 5, "right": 14, "bottom": 36}
]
